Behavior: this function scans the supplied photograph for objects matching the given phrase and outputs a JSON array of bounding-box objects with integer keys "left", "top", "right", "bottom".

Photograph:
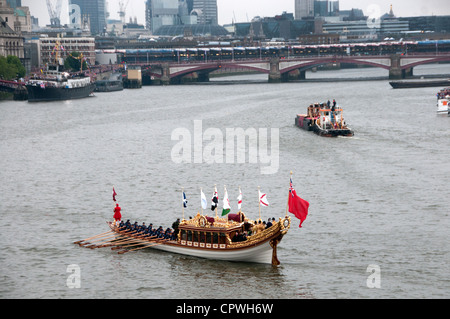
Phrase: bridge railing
[{"left": 0, "top": 79, "right": 25, "bottom": 89}]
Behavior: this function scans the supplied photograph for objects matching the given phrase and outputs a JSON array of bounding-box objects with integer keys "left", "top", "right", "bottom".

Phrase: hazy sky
[{"left": 22, "top": 0, "right": 450, "bottom": 27}]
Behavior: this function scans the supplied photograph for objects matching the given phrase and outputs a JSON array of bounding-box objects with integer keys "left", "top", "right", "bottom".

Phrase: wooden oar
[
  {"left": 111, "top": 235, "right": 159, "bottom": 246},
  {"left": 79, "top": 232, "right": 120, "bottom": 244},
  {"left": 118, "top": 239, "right": 170, "bottom": 255},
  {"left": 107, "top": 234, "right": 148, "bottom": 245},
  {"left": 83, "top": 233, "right": 125, "bottom": 246},
  {"left": 111, "top": 237, "right": 160, "bottom": 250},
  {"left": 74, "top": 231, "right": 113, "bottom": 244},
  {"left": 80, "top": 234, "right": 118, "bottom": 246},
  {"left": 110, "top": 236, "right": 158, "bottom": 250},
  {"left": 107, "top": 238, "right": 146, "bottom": 248}
]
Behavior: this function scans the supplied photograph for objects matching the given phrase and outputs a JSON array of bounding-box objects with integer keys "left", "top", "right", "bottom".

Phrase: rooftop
[{"left": 154, "top": 24, "right": 229, "bottom": 37}]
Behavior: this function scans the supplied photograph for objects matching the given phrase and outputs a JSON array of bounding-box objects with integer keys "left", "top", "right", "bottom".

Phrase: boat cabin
[
  {"left": 437, "top": 88, "right": 450, "bottom": 115},
  {"left": 316, "top": 108, "right": 346, "bottom": 130},
  {"left": 177, "top": 212, "right": 253, "bottom": 249}
]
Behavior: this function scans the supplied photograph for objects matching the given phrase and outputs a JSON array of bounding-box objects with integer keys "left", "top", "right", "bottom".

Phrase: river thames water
[{"left": 0, "top": 64, "right": 449, "bottom": 300}]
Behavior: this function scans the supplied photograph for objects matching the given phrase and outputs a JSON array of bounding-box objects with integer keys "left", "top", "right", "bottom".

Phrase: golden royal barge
[
  {"left": 75, "top": 179, "right": 309, "bottom": 266},
  {"left": 76, "top": 212, "right": 291, "bottom": 266}
]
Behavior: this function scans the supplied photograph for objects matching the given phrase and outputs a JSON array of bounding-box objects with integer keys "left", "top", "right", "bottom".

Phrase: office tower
[
  {"left": 145, "top": 0, "right": 179, "bottom": 33},
  {"left": 192, "top": 0, "right": 218, "bottom": 25},
  {"left": 69, "top": 0, "right": 106, "bottom": 35},
  {"left": 295, "top": 0, "right": 314, "bottom": 19},
  {"left": 6, "top": 0, "right": 21, "bottom": 8},
  {"left": 314, "top": 0, "right": 339, "bottom": 17},
  {"left": 186, "top": 0, "right": 194, "bottom": 14}
]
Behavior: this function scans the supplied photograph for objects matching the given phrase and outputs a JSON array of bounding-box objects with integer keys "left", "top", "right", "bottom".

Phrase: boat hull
[
  {"left": 437, "top": 99, "right": 449, "bottom": 115},
  {"left": 95, "top": 81, "right": 123, "bottom": 92},
  {"left": 296, "top": 115, "right": 354, "bottom": 137},
  {"left": 312, "top": 124, "right": 354, "bottom": 137},
  {"left": 107, "top": 218, "right": 290, "bottom": 265},
  {"left": 390, "top": 79, "right": 450, "bottom": 89},
  {"left": 151, "top": 238, "right": 276, "bottom": 264},
  {"left": 26, "top": 83, "right": 96, "bottom": 102}
]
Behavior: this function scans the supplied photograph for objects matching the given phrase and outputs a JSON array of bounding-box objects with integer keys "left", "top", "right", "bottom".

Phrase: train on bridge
[{"left": 104, "top": 40, "right": 450, "bottom": 65}]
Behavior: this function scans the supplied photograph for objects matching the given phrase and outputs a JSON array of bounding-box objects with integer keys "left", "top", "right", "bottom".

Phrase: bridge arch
[
  {"left": 278, "top": 56, "right": 392, "bottom": 75},
  {"left": 399, "top": 55, "right": 450, "bottom": 69},
  {"left": 169, "top": 61, "right": 271, "bottom": 80},
  {"left": 137, "top": 53, "right": 450, "bottom": 84}
]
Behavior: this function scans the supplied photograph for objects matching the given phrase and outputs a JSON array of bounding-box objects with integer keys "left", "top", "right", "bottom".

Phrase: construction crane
[
  {"left": 46, "top": 0, "right": 62, "bottom": 26},
  {"left": 118, "top": 0, "right": 130, "bottom": 24}
]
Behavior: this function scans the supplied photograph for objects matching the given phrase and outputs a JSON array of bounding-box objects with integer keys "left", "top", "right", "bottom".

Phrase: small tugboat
[
  {"left": 75, "top": 179, "right": 309, "bottom": 266},
  {"left": 436, "top": 87, "right": 450, "bottom": 115},
  {"left": 95, "top": 72, "right": 124, "bottom": 92},
  {"left": 296, "top": 102, "right": 354, "bottom": 137}
]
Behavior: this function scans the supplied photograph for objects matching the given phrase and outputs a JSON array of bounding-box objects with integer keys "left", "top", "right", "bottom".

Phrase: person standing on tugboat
[{"left": 331, "top": 100, "right": 337, "bottom": 124}]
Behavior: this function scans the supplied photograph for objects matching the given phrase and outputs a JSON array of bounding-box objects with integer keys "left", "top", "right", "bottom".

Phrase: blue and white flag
[{"left": 182, "top": 191, "right": 188, "bottom": 208}]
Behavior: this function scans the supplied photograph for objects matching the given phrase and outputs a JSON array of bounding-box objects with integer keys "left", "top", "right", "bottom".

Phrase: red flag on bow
[
  {"left": 112, "top": 187, "right": 117, "bottom": 202},
  {"left": 288, "top": 178, "right": 309, "bottom": 228}
]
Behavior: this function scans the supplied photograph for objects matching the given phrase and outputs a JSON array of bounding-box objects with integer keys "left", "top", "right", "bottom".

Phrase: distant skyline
[{"left": 21, "top": 0, "right": 450, "bottom": 27}]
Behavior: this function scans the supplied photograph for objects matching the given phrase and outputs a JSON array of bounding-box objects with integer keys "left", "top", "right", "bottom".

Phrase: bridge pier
[
  {"left": 404, "top": 67, "right": 413, "bottom": 78},
  {"left": 389, "top": 54, "right": 402, "bottom": 79},
  {"left": 161, "top": 63, "right": 171, "bottom": 85},
  {"left": 285, "top": 69, "right": 306, "bottom": 81},
  {"left": 388, "top": 54, "right": 415, "bottom": 80},
  {"left": 197, "top": 72, "right": 210, "bottom": 82},
  {"left": 268, "top": 58, "right": 281, "bottom": 83}
]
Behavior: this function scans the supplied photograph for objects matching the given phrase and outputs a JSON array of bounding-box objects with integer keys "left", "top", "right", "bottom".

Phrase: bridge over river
[{"left": 125, "top": 53, "right": 450, "bottom": 85}]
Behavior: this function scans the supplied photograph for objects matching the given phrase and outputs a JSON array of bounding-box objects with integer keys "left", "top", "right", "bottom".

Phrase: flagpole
[
  {"left": 238, "top": 186, "right": 242, "bottom": 213},
  {"left": 286, "top": 171, "right": 293, "bottom": 217},
  {"left": 223, "top": 185, "right": 226, "bottom": 218},
  {"left": 258, "top": 186, "right": 261, "bottom": 221},
  {"left": 214, "top": 184, "right": 218, "bottom": 219},
  {"left": 200, "top": 187, "right": 203, "bottom": 215}
]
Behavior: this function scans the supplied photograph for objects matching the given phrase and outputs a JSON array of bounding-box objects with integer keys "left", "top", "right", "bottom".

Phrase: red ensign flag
[{"left": 288, "top": 189, "right": 309, "bottom": 228}]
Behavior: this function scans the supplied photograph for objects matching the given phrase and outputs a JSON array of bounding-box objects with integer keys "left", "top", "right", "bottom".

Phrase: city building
[
  {"left": 295, "top": 0, "right": 314, "bottom": 19},
  {"left": 145, "top": 0, "right": 217, "bottom": 35},
  {"left": 320, "top": 19, "right": 409, "bottom": 42},
  {"left": 153, "top": 23, "right": 227, "bottom": 37},
  {"left": 230, "top": 13, "right": 314, "bottom": 41},
  {"left": 314, "top": 0, "right": 339, "bottom": 17},
  {"left": 0, "top": 0, "right": 31, "bottom": 33},
  {"left": 192, "top": 0, "right": 218, "bottom": 25},
  {"left": 146, "top": 0, "right": 179, "bottom": 34},
  {"left": 400, "top": 15, "right": 450, "bottom": 34},
  {"left": 69, "top": 0, "right": 107, "bottom": 35},
  {"left": 179, "top": 0, "right": 197, "bottom": 25},
  {"left": 39, "top": 36, "right": 95, "bottom": 67},
  {"left": 297, "top": 33, "right": 340, "bottom": 44},
  {"left": 0, "top": 16, "right": 24, "bottom": 58},
  {"left": 6, "top": 0, "right": 21, "bottom": 8}
]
